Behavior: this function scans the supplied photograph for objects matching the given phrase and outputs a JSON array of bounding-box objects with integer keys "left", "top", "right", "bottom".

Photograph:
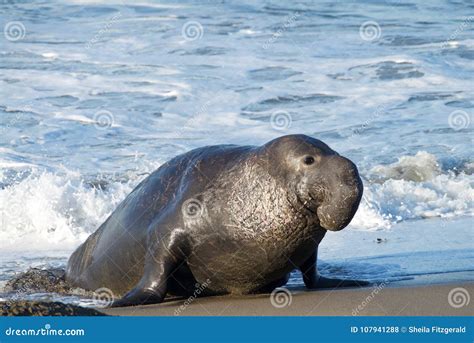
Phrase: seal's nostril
[
  {"left": 338, "top": 159, "right": 359, "bottom": 186},
  {"left": 345, "top": 169, "right": 358, "bottom": 185}
]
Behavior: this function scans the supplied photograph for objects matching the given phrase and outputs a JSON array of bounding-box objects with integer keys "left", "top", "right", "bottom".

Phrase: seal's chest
[{"left": 187, "top": 225, "right": 316, "bottom": 294}]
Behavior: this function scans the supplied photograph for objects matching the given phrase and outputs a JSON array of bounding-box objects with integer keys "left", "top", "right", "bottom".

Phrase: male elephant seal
[{"left": 66, "top": 134, "right": 365, "bottom": 307}]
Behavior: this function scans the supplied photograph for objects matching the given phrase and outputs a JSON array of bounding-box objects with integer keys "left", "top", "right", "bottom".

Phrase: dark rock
[
  {"left": 4, "top": 268, "right": 75, "bottom": 294},
  {"left": 1, "top": 301, "right": 107, "bottom": 316}
]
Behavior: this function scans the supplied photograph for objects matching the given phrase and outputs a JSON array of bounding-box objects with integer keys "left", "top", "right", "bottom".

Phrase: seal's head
[{"left": 263, "top": 134, "right": 363, "bottom": 231}]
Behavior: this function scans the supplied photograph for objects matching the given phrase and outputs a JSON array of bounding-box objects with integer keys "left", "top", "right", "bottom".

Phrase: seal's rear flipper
[
  {"left": 110, "top": 225, "right": 187, "bottom": 307},
  {"left": 110, "top": 288, "right": 164, "bottom": 307},
  {"left": 109, "top": 252, "right": 173, "bottom": 307}
]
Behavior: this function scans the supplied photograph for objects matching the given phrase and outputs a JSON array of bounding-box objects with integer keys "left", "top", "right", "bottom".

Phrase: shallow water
[{"left": 0, "top": 0, "right": 473, "bottom": 304}]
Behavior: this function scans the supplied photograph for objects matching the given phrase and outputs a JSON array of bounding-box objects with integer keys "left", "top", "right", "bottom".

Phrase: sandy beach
[{"left": 102, "top": 282, "right": 473, "bottom": 316}]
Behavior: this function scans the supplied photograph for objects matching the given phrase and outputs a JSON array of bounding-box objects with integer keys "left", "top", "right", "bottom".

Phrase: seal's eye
[{"left": 303, "top": 156, "right": 315, "bottom": 165}]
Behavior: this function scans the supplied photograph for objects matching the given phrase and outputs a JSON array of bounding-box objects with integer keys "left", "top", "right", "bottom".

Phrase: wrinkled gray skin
[{"left": 66, "top": 135, "right": 365, "bottom": 307}]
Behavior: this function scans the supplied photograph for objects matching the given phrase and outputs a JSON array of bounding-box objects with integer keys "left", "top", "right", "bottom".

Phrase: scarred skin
[{"left": 66, "top": 134, "right": 365, "bottom": 307}]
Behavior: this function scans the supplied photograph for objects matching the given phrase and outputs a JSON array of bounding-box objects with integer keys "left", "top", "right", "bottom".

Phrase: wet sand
[{"left": 103, "top": 282, "right": 473, "bottom": 316}]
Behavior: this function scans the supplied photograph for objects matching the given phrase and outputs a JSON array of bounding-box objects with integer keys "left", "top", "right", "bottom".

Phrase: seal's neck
[{"left": 221, "top": 162, "right": 320, "bottom": 242}]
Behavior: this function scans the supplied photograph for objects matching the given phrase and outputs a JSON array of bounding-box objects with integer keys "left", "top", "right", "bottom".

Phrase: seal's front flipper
[
  {"left": 299, "top": 248, "right": 369, "bottom": 290},
  {"left": 110, "top": 226, "right": 186, "bottom": 308},
  {"left": 299, "top": 250, "right": 318, "bottom": 289}
]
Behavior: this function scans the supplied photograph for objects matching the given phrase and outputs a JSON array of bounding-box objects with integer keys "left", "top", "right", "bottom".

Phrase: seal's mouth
[
  {"left": 309, "top": 157, "right": 363, "bottom": 232},
  {"left": 316, "top": 180, "right": 363, "bottom": 231},
  {"left": 298, "top": 193, "right": 319, "bottom": 216}
]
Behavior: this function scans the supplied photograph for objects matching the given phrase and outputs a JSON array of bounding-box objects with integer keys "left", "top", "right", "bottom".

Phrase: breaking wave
[{"left": 0, "top": 152, "right": 472, "bottom": 251}]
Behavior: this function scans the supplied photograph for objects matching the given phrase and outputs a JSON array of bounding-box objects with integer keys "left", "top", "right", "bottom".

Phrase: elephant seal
[{"left": 66, "top": 134, "right": 365, "bottom": 307}]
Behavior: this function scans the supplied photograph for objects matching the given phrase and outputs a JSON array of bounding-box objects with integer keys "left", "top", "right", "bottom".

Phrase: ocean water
[{"left": 0, "top": 0, "right": 473, "bottom": 305}]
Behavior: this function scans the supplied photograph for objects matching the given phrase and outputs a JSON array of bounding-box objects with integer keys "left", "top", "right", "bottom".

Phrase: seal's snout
[{"left": 317, "top": 156, "right": 363, "bottom": 231}]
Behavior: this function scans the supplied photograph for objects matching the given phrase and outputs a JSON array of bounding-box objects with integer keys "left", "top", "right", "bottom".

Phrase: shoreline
[
  {"left": 102, "top": 282, "right": 474, "bottom": 317},
  {"left": 1, "top": 217, "right": 472, "bottom": 316}
]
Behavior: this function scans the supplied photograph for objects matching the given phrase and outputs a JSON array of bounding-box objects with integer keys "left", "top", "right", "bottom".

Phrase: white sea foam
[
  {"left": 0, "top": 169, "right": 134, "bottom": 252},
  {"left": 350, "top": 152, "right": 474, "bottom": 230},
  {"left": 370, "top": 151, "right": 441, "bottom": 182}
]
